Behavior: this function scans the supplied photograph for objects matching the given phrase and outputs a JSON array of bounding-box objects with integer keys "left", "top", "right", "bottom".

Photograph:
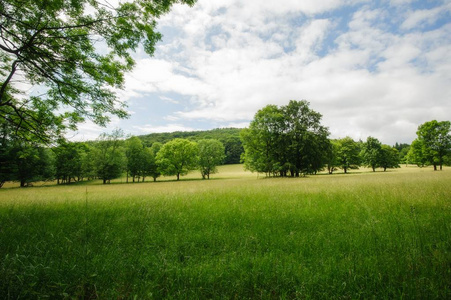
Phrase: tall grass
[{"left": 1, "top": 166, "right": 450, "bottom": 298}]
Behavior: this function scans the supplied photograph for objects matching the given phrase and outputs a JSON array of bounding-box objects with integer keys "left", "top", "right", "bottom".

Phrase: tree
[
  {"left": 407, "top": 139, "right": 428, "bottom": 167},
  {"left": 54, "top": 141, "right": 87, "bottom": 184},
  {"left": 10, "top": 143, "right": 55, "bottom": 187},
  {"left": 93, "top": 129, "right": 126, "bottom": 184},
  {"left": 241, "top": 100, "right": 330, "bottom": 177},
  {"left": 379, "top": 145, "right": 400, "bottom": 171},
  {"left": 361, "top": 136, "right": 382, "bottom": 172},
  {"left": 223, "top": 136, "right": 244, "bottom": 164},
  {"left": 125, "top": 136, "right": 144, "bottom": 182},
  {"left": 80, "top": 144, "right": 97, "bottom": 180},
  {"left": 156, "top": 138, "right": 198, "bottom": 181},
  {"left": 148, "top": 142, "right": 162, "bottom": 182},
  {"left": 415, "top": 120, "right": 451, "bottom": 170},
  {"left": 241, "top": 104, "right": 285, "bottom": 176},
  {"left": 197, "top": 139, "right": 225, "bottom": 179},
  {"left": 0, "top": 0, "right": 196, "bottom": 143},
  {"left": 325, "top": 140, "right": 340, "bottom": 174},
  {"left": 282, "top": 100, "right": 330, "bottom": 176},
  {"left": 0, "top": 120, "right": 15, "bottom": 187},
  {"left": 335, "top": 137, "right": 360, "bottom": 173}
]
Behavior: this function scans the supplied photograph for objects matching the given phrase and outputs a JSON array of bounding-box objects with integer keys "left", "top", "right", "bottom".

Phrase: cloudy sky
[{"left": 73, "top": 0, "right": 451, "bottom": 145}]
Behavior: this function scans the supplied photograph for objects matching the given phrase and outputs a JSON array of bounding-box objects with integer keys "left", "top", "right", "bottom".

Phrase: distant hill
[{"left": 137, "top": 128, "right": 244, "bottom": 164}]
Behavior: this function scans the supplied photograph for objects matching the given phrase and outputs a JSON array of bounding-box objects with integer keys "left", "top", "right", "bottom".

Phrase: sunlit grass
[{"left": 1, "top": 165, "right": 450, "bottom": 298}]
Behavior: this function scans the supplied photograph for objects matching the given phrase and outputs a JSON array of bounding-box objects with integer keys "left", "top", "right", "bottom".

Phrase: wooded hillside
[{"left": 137, "top": 128, "right": 244, "bottom": 164}]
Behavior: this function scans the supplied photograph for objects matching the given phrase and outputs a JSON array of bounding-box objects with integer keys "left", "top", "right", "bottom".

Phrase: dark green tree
[
  {"left": 325, "top": 140, "right": 340, "bottom": 174},
  {"left": 93, "top": 129, "right": 126, "bottom": 184},
  {"left": 10, "top": 143, "right": 55, "bottom": 187},
  {"left": 241, "top": 100, "right": 330, "bottom": 177},
  {"left": 223, "top": 136, "right": 244, "bottom": 164},
  {"left": 379, "top": 145, "right": 400, "bottom": 171},
  {"left": 77, "top": 143, "right": 98, "bottom": 180},
  {"left": 0, "top": 0, "right": 195, "bottom": 143},
  {"left": 54, "top": 141, "right": 87, "bottom": 184},
  {"left": 125, "top": 136, "right": 144, "bottom": 182}
]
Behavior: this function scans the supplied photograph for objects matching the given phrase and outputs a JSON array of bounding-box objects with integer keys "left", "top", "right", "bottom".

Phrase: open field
[{"left": 1, "top": 165, "right": 450, "bottom": 298}]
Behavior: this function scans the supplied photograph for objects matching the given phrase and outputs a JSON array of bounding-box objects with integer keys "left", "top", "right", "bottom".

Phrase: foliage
[
  {"left": 335, "top": 137, "right": 361, "bottom": 173},
  {"left": 241, "top": 100, "right": 330, "bottom": 177},
  {"left": 0, "top": 0, "right": 196, "bottom": 143},
  {"left": 197, "top": 139, "right": 225, "bottom": 179},
  {"left": 92, "top": 129, "right": 126, "bottom": 184},
  {"left": 156, "top": 138, "right": 198, "bottom": 180},
  {"left": 325, "top": 140, "right": 340, "bottom": 174},
  {"left": 148, "top": 142, "right": 162, "bottom": 181},
  {"left": 379, "top": 145, "right": 400, "bottom": 171},
  {"left": 54, "top": 141, "right": 88, "bottom": 183},
  {"left": 361, "top": 136, "right": 382, "bottom": 172},
  {"left": 125, "top": 136, "right": 145, "bottom": 182},
  {"left": 11, "top": 143, "right": 55, "bottom": 187},
  {"left": 138, "top": 128, "right": 243, "bottom": 164},
  {"left": 406, "top": 139, "right": 427, "bottom": 167},
  {"left": 413, "top": 120, "right": 451, "bottom": 170}
]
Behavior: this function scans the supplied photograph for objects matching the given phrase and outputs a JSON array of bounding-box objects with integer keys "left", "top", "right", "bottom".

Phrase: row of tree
[
  {"left": 0, "top": 130, "right": 226, "bottom": 187},
  {"left": 240, "top": 100, "right": 450, "bottom": 177},
  {"left": 1, "top": 100, "right": 449, "bottom": 187}
]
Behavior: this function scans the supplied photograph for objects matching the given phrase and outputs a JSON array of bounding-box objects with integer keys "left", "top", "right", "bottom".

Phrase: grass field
[{"left": 1, "top": 165, "right": 450, "bottom": 298}]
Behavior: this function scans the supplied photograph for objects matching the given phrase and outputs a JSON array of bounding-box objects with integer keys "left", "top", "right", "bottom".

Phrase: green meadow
[{"left": 1, "top": 165, "right": 450, "bottom": 299}]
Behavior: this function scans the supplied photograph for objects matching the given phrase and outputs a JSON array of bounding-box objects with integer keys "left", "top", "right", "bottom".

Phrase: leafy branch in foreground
[{"left": 0, "top": 0, "right": 196, "bottom": 143}]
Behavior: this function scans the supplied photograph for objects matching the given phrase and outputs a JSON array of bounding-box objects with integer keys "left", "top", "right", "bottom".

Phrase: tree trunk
[
  {"left": 20, "top": 179, "right": 26, "bottom": 187},
  {"left": 177, "top": 173, "right": 180, "bottom": 181},
  {"left": 372, "top": 166, "right": 375, "bottom": 172},
  {"left": 434, "top": 164, "right": 437, "bottom": 171},
  {"left": 207, "top": 173, "right": 210, "bottom": 179},
  {"left": 344, "top": 167, "right": 347, "bottom": 174},
  {"left": 103, "top": 178, "right": 106, "bottom": 184}
]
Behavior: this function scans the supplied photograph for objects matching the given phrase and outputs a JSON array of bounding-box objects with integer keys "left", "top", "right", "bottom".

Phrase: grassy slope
[{"left": 1, "top": 165, "right": 450, "bottom": 298}]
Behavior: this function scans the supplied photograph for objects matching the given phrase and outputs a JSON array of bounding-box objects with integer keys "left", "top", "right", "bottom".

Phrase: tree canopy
[
  {"left": 412, "top": 120, "right": 451, "bottom": 170},
  {"left": 0, "top": 0, "right": 195, "bottom": 143},
  {"left": 241, "top": 100, "right": 330, "bottom": 177},
  {"left": 156, "top": 138, "right": 198, "bottom": 181},
  {"left": 197, "top": 139, "right": 225, "bottom": 179}
]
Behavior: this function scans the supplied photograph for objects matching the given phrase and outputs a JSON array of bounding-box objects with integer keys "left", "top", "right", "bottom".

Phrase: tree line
[
  {"left": 0, "top": 129, "right": 226, "bottom": 187},
  {"left": 240, "top": 100, "right": 451, "bottom": 177},
  {"left": 1, "top": 100, "right": 450, "bottom": 187}
]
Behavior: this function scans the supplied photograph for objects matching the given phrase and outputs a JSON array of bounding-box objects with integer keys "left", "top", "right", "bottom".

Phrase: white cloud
[
  {"left": 401, "top": 4, "right": 451, "bottom": 30},
  {"left": 112, "top": 0, "right": 451, "bottom": 145},
  {"left": 160, "top": 96, "right": 179, "bottom": 104},
  {"left": 132, "top": 124, "right": 199, "bottom": 133}
]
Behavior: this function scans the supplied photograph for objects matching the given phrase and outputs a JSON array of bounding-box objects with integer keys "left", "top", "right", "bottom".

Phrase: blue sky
[{"left": 72, "top": 0, "right": 451, "bottom": 145}]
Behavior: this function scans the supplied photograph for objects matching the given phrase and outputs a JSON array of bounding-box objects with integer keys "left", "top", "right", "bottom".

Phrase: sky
[{"left": 71, "top": 0, "right": 451, "bottom": 145}]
